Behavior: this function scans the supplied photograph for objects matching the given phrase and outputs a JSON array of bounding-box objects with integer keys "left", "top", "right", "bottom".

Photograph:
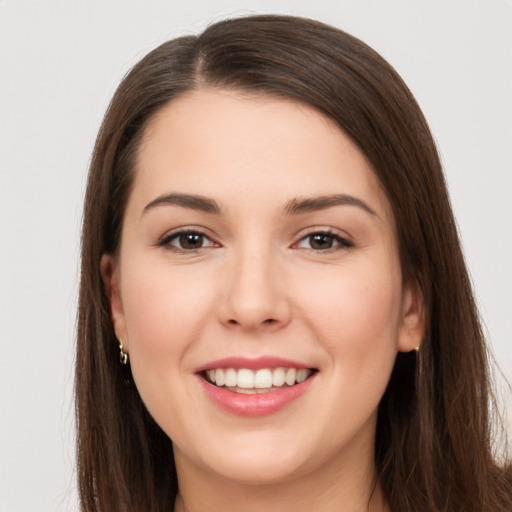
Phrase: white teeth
[
  {"left": 254, "top": 369, "right": 272, "bottom": 388},
  {"left": 205, "top": 367, "right": 313, "bottom": 389},
  {"left": 224, "top": 368, "right": 237, "bottom": 387},
  {"left": 296, "top": 369, "right": 309, "bottom": 383},
  {"left": 285, "top": 368, "right": 297, "bottom": 386},
  {"left": 272, "top": 367, "right": 286, "bottom": 387},
  {"left": 215, "top": 368, "right": 225, "bottom": 386},
  {"left": 237, "top": 369, "right": 255, "bottom": 389}
]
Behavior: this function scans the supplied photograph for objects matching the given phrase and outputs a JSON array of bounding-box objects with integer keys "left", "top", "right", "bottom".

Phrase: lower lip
[{"left": 198, "top": 374, "right": 315, "bottom": 417}]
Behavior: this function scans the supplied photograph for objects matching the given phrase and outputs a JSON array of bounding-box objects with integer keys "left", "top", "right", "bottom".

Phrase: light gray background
[{"left": 1, "top": 1, "right": 510, "bottom": 510}]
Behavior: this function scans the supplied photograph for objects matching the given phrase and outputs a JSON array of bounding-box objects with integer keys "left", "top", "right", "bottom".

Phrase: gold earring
[
  {"left": 414, "top": 344, "right": 420, "bottom": 352},
  {"left": 119, "top": 340, "right": 128, "bottom": 365}
]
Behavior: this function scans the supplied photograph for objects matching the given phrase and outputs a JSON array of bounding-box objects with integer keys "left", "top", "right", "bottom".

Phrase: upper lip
[{"left": 195, "top": 356, "right": 314, "bottom": 373}]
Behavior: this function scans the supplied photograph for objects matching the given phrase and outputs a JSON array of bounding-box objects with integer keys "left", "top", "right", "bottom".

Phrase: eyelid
[
  {"left": 156, "top": 225, "right": 354, "bottom": 252},
  {"left": 292, "top": 227, "right": 354, "bottom": 251},
  {"left": 157, "top": 226, "right": 220, "bottom": 250}
]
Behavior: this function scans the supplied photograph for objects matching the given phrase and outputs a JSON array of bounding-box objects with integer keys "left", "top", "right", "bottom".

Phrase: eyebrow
[
  {"left": 143, "top": 193, "right": 221, "bottom": 215},
  {"left": 283, "top": 194, "right": 377, "bottom": 216},
  {"left": 142, "top": 192, "right": 377, "bottom": 218}
]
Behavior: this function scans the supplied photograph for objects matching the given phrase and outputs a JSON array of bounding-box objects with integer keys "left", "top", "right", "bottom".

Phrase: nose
[{"left": 217, "top": 245, "right": 291, "bottom": 332}]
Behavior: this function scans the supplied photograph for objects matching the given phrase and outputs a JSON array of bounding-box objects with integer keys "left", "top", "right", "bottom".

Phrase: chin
[
  {"left": 203, "top": 453, "right": 310, "bottom": 486},
  {"left": 175, "top": 430, "right": 317, "bottom": 486}
]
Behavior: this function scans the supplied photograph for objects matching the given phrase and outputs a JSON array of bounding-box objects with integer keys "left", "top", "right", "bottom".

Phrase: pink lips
[{"left": 195, "top": 356, "right": 316, "bottom": 417}]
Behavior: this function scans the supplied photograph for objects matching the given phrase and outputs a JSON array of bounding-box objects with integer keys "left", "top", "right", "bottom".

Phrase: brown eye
[
  {"left": 161, "top": 230, "right": 216, "bottom": 251},
  {"left": 178, "top": 233, "right": 205, "bottom": 249},
  {"left": 309, "top": 234, "right": 335, "bottom": 250},
  {"left": 296, "top": 232, "right": 353, "bottom": 251}
]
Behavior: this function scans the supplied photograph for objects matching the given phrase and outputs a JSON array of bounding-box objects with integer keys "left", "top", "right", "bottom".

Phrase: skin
[{"left": 102, "top": 89, "right": 424, "bottom": 512}]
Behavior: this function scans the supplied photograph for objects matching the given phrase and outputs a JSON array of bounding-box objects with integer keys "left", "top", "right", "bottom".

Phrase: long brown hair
[{"left": 76, "top": 14, "right": 511, "bottom": 511}]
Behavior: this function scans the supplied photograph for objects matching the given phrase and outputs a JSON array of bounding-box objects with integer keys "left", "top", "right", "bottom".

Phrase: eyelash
[
  {"left": 294, "top": 230, "right": 354, "bottom": 251},
  {"left": 158, "top": 229, "right": 217, "bottom": 252},
  {"left": 158, "top": 229, "right": 354, "bottom": 253}
]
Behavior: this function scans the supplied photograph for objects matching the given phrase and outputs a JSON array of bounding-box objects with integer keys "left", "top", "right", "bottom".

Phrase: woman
[{"left": 76, "top": 14, "right": 512, "bottom": 511}]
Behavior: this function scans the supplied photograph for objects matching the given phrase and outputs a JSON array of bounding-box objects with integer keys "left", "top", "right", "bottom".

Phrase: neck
[{"left": 173, "top": 444, "right": 388, "bottom": 512}]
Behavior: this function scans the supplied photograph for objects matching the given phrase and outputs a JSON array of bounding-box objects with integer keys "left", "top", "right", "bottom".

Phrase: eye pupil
[
  {"left": 310, "top": 234, "right": 333, "bottom": 250},
  {"left": 179, "top": 233, "right": 204, "bottom": 249}
]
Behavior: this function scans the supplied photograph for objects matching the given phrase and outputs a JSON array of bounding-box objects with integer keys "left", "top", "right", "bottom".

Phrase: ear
[
  {"left": 397, "top": 279, "right": 425, "bottom": 352},
  {"left": 101, "top": 254, "right": 128, "bottom": 352}
]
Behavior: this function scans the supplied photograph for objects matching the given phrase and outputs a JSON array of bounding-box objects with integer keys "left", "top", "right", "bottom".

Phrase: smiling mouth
[{"left": 202, "top": 367, "right": 317, "bottom": 394}]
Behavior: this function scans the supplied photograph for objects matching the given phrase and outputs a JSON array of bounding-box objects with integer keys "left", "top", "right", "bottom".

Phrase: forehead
[{"left": 131, "top": 88, "right": 390, "bottom": 217}]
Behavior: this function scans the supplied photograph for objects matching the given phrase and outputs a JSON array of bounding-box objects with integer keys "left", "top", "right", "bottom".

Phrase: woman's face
[{"left": 104, "top": 89, "right": 423, "bottom": 485}]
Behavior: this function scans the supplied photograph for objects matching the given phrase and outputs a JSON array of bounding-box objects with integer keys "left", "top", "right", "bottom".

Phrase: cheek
[
  {"left": 118, "top": 260, "right": 222, "bottom": 435},
  {"left": 296, "top": 260, "right": 403, "bottom": 360},
  {"left": 120, "top": 261, "right": 217, "bottom": 381},
  {"left": 292, "top": 261, "right": 403, "bottom": 437}
]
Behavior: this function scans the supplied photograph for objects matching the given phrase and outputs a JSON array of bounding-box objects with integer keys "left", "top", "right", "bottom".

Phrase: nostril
[{"left": 226, "top": 318, "right": 276, "bottom": 326}]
